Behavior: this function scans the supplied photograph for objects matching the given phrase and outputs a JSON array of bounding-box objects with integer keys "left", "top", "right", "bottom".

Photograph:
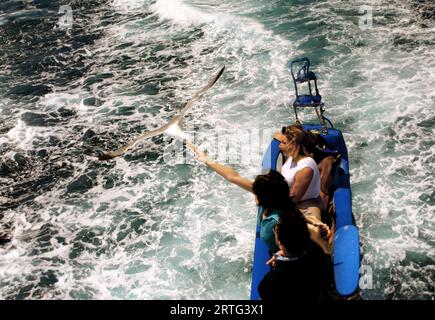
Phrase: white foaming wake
[
  {"left": 111, "top": 0, "right": 148, "bottom": 14},
  {"left": 150, "top": 0, "right": 214, "bottom": 26},
  {"left": 6, "top": 120, "right": 40, "bottom": 150}
]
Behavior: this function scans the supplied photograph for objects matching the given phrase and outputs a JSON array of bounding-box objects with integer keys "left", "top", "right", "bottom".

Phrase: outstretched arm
[{"left": 186, "top": 141, "right": 253, "bottom": 193}]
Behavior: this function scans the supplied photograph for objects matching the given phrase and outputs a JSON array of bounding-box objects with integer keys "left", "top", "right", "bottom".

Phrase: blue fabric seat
[{"left": 294, "top": 94, "right": 322, "bottom": 106}]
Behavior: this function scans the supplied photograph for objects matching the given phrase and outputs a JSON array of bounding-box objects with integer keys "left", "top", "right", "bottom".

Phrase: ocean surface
[{"left": 0, "top": 0, "right": 434, "bottom": 299}]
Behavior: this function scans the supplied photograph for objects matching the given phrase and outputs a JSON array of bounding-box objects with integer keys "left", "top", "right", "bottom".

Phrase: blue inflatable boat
[{"left": 250, "top": 58, "right": 360, "bottom": 300}]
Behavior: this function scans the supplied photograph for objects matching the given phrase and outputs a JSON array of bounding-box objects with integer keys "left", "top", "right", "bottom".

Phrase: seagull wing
[
  {"left": 98, "top": 126, "right": 167, "bottom": 160},
  {"left": 97, "top": 66, "right": 225, "bottom": 161},
  {"left": 179, "top": 66, "right": 225, "bottom": 118}
]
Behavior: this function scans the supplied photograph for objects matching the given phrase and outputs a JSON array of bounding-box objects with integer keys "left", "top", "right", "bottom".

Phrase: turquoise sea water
[{"left": 0, "top": 0, "right": 434, "bottom": 299}]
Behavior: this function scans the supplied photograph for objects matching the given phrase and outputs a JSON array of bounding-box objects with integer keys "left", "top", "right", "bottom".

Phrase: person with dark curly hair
[{"left": 258, "top": 210, "right": 333, "bottom": 300}]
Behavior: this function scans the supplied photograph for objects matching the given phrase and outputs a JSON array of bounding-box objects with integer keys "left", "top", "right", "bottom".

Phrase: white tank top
[{"left": 281, "top": 156, "right": 320, "bottom": 201}]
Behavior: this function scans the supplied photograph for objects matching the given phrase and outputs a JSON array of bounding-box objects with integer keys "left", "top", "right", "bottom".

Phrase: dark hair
[
  {"left": 252, "top": 170, "right": 290, "bottom": 210},
  {"left": 276, "top": 210, "right": 310, "bottom": 256}
]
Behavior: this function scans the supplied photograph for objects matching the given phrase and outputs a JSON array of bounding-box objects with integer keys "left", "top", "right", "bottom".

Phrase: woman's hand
[
  {"left": 307, "top": 223, "right": 332, "bottom": 255},
  {"left": 304, "top": 215, "right": 331, "bottom": 239},
  {"left": 185, "top": 140, "right": 254, "bottom": 193},
  {"left": 266, "top": 250, "right": 285, "bottom": 269},
  {"left": 186, "top": 140, "right": 213, "bottom": 164},
  {"left": 194, "top": 148, "right": 209, "bottom": 164}
]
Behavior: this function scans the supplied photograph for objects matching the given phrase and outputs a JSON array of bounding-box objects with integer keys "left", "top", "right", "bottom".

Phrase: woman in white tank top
[{"left": 274, "top": 125, "right": 323, "bottom": 223}]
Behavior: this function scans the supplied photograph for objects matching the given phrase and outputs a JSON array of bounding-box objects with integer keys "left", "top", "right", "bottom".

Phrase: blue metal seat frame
[{"left": 288, "top": 58, "right": 332, "bottom": 129}]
